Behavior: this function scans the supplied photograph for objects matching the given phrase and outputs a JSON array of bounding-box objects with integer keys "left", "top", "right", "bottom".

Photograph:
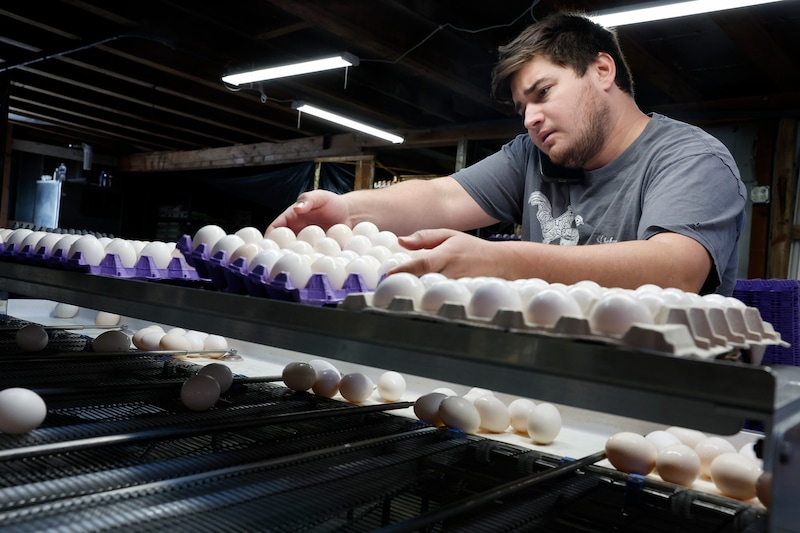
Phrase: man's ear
[{"left": 594, "top": 52, "right": 617, "bottom": 91}]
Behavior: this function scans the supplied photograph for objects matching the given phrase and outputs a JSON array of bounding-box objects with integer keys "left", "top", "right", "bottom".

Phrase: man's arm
[
  {"left": 394, "top": 229, "right": 712, "bottom": 293},
  {"left": 267, "top": 176, "right": 498, "bottom": 236}
]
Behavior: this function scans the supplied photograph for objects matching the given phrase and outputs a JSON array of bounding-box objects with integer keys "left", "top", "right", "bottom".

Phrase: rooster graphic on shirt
[{"left": 528, "top": 191, "right": 583, "bottom": 245}]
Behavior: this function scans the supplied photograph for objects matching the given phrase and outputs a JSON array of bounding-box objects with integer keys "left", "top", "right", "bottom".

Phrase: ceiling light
[
  {"left": 292, "top": 101, "right": 404, "bottom": 144},
  {"left": 589, "top": 0, "right": 786, "bottom": 27},
  {"left": 222, "top": 53, "right": 359, "bottom": 86}
]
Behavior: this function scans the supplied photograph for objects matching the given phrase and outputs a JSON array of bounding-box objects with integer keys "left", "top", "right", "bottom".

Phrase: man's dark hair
[{"left": 491, "top": 12, "right": 635, "bottom": 104}]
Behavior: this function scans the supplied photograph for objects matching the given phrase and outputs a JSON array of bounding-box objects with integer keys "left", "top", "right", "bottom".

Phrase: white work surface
[{"left": 7, "top": 298, "right": 764, "bottom": 505}]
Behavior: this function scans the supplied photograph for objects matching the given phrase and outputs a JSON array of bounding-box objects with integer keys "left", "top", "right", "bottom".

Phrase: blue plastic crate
[{"left": 734, "top": 279, "right": 800, "bottom": 366}]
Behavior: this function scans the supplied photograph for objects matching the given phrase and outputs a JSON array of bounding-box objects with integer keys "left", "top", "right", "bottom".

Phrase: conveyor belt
[{"left": 0, "top": 326, "right": 769, "bottom": 532}]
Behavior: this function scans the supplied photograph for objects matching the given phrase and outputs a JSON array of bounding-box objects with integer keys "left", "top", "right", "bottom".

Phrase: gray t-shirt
[{"left": 452, "top": 113, "right": 746, "bottom": 295}]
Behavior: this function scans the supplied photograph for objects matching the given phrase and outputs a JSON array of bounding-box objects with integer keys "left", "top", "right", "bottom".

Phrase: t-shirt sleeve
[
  {"left": 639, "top": 150, "right": 745, "bottom": 293},
  {"left": 452, "top": 134, "right": 533, "bottom": 223}
]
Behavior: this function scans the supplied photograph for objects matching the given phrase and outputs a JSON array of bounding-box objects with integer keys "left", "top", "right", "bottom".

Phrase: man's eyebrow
[{"left": 513, "top": 77, "right": 550, "bottom": 114}]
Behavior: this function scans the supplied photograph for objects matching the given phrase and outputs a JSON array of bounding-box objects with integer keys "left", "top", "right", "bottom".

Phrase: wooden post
[
  {"left": 748, "top": 120, "right": 777, "bottom": 279},
  {"left": 353, "top": 157, "right": 374, "bottom": 191},
  {"left": 768, "top": 118, "right": 798, "bottom": 279}
]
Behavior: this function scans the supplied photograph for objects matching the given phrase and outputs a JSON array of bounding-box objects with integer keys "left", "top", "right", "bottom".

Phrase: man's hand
[
  {"left": 266, "top": 190, "right": 350, "bottom": 236},
  {"left": 388, "top": 229, "right": 502, "bottom": 279}
]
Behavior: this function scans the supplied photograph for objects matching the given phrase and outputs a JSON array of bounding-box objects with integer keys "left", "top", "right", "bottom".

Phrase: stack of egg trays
[
  {"left": 176, "top": 234, "right": 371, "bottom": 305},
  {"left": 734, "top": 278, "right": 800, "bottom": 366},
  {"left": 0, "top": 242, "right": 201, "bottom": 281}
]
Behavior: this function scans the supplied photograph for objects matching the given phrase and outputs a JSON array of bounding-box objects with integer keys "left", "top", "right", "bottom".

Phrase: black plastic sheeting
[{"left": 197, "top": 161, "right": 355, "bottom": 212}]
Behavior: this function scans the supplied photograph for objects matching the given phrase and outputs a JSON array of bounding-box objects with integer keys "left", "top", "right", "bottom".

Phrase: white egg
[
  {"left": 103, "top": 238, "right": 137, "bottom": 268},
  {"left": 95, "top": 311, "right": 120, "bottom": 326},
  {"left": 710, "top": 452, "right": 762, "bottom": 500},
  {"left": 92, "top": 330, "right": 131, "bottom": 352},
  {"left": 660, "top": 288, "right": 693, "bottom": 307},
  {"left": 286, "top": 240, "right": 315, "bottom": 255},
  {"left": 229, "top": 243, "right": 261, "bottom": 266},
  {"left": 695, "top": 436, "right": 738, "bottom": 478},
  {"left": 656, "top": 443, "right": 701, "bottom": 486},
  {"left": 588, "top": 292, "right": 653, "bottom": 336},
  {"left": 565, "top": 284, "right": 599, "bottom": 315},
  {"left": 282, "top": 361, "right": 317, "bottom": 392},
  {"left": 666, "top": 426, "right": 707, "bottom": 449},
  {"left": 53, "top": 302, "right": 80, "bottom": 318},
  {"left": 312, "top": 369, "right": 341, "bottom": 398},
  {"left": 438, "top": 396, "right": 481, "bottom": 433},
  {"left": 326, "top": 223, "right": 353, "bottom": 247},
  {"left": 376, "top": 371, "right": 406, "bottom": 402},
  {"left": 234, "top": 226, "right": 264, "bottom": 244},
  {"left": 338, "top": 372, "right": 374, "bottom": 403},
  {"left": 605, "top": 432, "right": 658, "bottom": 475},
  {"left": 345, "top": 256, "right": 381, "bottom": 290},
  {"left": 138, "top": 241, "right": 173, "bottom": 269},
  {"left": 4, "top": 228, "right": 33, "bottom": 251},
  {"left": 311, "top": 255, "right": 347, "bottom": 289},
  {"left": 131, "top": 326, "right": 163, "bottom": 349},
  {"left": 508, "top": 398, "right": 536, "bottom": 434},
  {"left": 371, "top": 230, "right": 398, "bottom": 249},
  {"left": 343, "top": 234, "right": 373, "bottom": 256},
  {"left": 180, "top": 374, "right": 220, "bottom": 411},
  {"left": 270, "top": 253, "right": 312, "bottom": 288},
  {"left": 517, "top": 278, "right": 550, "bottom": 305},
  {"left": 166, "top": 327, "right": 187, "bottom": 336},
  {"left": 0, "top": 388, "right": 47, "bottom": 433},
  {"left": 467, "top": 279, "right": 522, "bottom": 319},
  {"left": 68, "top": 235, "right": 106, "bottom": 265},
  {"left": 432, "top": 387, "right": 458, "bottom": 396},
  {"left": 462, "top": 387, "right": 494, "bottom": 404},
  {"left": 414, "top": 392, "right": 448, "bottom": 425},
  {"left": 193, "top": 224, "right": 227, "bottom": 251},
  {"left": 474, "top": 395, "right": 510, "bottom": 433},
  {"left": 35, "top": 232, "right": 65, "bottom": 257},
  {"left": 419, "top": 272, "right": 447, "bottom": 289},
  {"left": 739, "top": 441, "right": 762, "bottom": 467},
  {"left": 526, "top": 402, "right": 561, "bottom": 444},
  {"left": 363, "top": 245, "right": 392, "bottom": 263},
  {"left": 266, "top": 227, "right": 296, "bottom": 249},
  {"left": 645, "top": 430, "right": 681, "bottom": 451},
  {"left": 307, "top": 359, "right": 340, "bottom": 376},
  {"left": 16, "top": 324, "right": 49, "bottom": 352},
  {"left": 182, "top": 332, "right": 206, "bottom": 351},
  {"left": 249, "top": 249, "right": 283, "bottom": 275},
  {"left": 197, "top": 363, "right": 234, "bottom": 393},
  {"left": 159, "top": 332, "right": 193, "bottom": 351},
  {"left": 140, "top": 330, "right": 166, "bottom": 351},
  {"left": 756, "top": 471, "right": 771, "bottom": 507},
  {"left": 524, "top": 288, "right": 583, "bottom": 327},
  {"left": 203, "top": 334, "right": 228, "bottom": 352},
  {"left": 372, "top": 272, "right": 425, "bottom": 309},
  {"left": 352, "top": 221, "right": 380, "bottom": 240},
  {"left": 51, "top": 234, "right": 81, "bottom": 258},
  {"left": 419, "top": 279, "right": 472, "bottom": 314},
  {"left": 296, "top": 225, "right": 326, "bottom": 245},
  {"left": 313, "top": 236, "right": 342, "bottom": 256},
  {"left": 208, "top": 234, "right": 245, "bottom": 263},
  {"left": 19, "top": 231, "right": 48, "bottom": 254}
]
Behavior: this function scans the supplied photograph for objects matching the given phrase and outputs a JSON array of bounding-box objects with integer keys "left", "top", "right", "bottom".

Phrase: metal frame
[{"left": 0, "top": 261, "right": 797, "bottom": 531}]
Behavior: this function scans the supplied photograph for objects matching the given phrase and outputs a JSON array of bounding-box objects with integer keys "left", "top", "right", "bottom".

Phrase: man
[{"left": 268, "top": 12, "right": 746, "bottom": 295}]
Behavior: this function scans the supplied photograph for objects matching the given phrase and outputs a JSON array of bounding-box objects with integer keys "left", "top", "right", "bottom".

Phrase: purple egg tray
[
  {"left": 734, "top": 278, "right": 800, "bottom": 367},
  {"left": 176, "top": 234, "right": 371, "bottom": 306},
  {"left": 0, "top": 242, "right": 201, "bottom": 281}
]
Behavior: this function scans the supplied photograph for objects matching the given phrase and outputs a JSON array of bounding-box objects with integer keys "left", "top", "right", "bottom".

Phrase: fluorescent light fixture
[
  {"left": 222, "top": 52, "right": 359, "bottom": 86},
  {"left": 590, "top": 0, "right": 786, "bottom": 27},
  {"left": 292, "top": 101, "right": 404, "bottom": 144}
]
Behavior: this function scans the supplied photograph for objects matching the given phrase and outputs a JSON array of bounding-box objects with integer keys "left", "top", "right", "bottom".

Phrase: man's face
[{"left": 510, "top": 56, "right": 610, "bottom": 169}]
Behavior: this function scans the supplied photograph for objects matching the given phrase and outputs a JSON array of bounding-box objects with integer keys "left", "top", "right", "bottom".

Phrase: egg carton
[
  {"left": 0, "top": 242, "right": 201, "bottom": 281},
  {"left": 176, "top": 234, "right": 372, "bottom": 305},
  {"left": 340, "top": 292, "right": 787, "bottom": 364}
]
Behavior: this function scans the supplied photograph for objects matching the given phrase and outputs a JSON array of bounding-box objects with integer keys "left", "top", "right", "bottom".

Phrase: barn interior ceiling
[{"left": 2, "top": 0, "right": 799, "bottom": 178}]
